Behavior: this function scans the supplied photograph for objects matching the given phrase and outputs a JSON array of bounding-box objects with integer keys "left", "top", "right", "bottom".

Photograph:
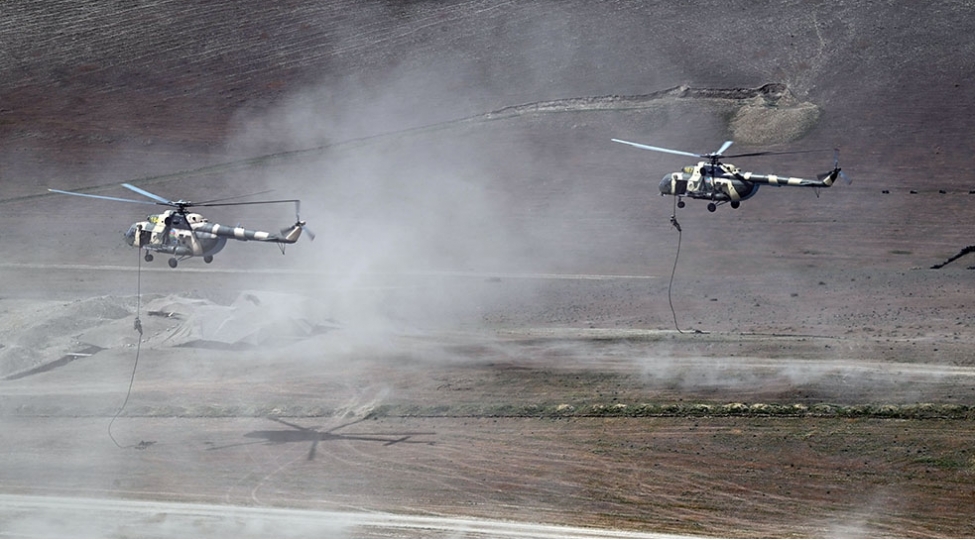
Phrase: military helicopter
[
  {"left": 611, "top": 138, "right": 850, "bottom": 212},
  {"left": 48, "top": 183, "right": 314, "bottom": 268}
]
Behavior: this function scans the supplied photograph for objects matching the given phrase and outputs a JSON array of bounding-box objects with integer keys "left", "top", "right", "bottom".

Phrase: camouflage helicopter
[
  {"left": 611, "top": 138, "right": 849, "bottom": 212},
  {"left": 49, "top": 183, "right": 314, "bottom": 268}
]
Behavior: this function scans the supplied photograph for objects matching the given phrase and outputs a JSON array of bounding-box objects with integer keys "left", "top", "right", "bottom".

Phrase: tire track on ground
[{"left": 0, "top": 493, "right": 660, "bottom": 538}]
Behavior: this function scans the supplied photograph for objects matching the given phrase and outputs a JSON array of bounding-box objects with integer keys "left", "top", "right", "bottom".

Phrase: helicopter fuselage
[
  {"left": 123, "top": 209, "right": 304, "bottom": 260},
  {"left": 49, "top": 182, "right": 311, "bottom": 268},
  {"left": 659, "top": 160, "right": 839, "bottom": 205},
  {"left": 124, "top": 211, "right": 225, "bottom": 257},
  {"left": 659, "top": 162, "right": 760, "bottom": 203},
  {"left": 612, "top": 138, "right": 846, "bottom": 212}
]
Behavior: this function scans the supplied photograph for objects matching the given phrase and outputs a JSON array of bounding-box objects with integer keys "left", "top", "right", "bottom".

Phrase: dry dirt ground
[{"left": 3, "top": 1, "right": 975, "bottom": 537}]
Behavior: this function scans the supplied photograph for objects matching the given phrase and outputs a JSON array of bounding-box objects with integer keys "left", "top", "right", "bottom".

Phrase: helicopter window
[{"left": 674, "top": 179, "right": 688, "bottom": 195}]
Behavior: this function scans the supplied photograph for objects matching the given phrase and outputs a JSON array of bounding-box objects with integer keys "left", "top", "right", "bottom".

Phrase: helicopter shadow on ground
[{"left": 207, "top": 417, "right": 436, "bottom": 460}]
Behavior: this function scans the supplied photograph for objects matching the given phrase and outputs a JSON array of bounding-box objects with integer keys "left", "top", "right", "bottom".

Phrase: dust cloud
[{"left": 210, "top": 7, "right": 677, "bottom": 339}]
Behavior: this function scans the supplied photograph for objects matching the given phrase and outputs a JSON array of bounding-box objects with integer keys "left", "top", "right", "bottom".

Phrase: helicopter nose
[
  {"left": 124, "top": 225, "right": 137, "bottom": 246},
  {"left": 659, "top": 175, "right": 673, "bottom": 195}
]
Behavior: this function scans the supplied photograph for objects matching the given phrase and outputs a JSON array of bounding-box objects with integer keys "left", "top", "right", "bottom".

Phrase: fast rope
[
  {"left": 108, "top": 248, "right": 144, "bottom": 448},
  {"left": 667, "top": 196, "right": 686, "bottom": 334}
]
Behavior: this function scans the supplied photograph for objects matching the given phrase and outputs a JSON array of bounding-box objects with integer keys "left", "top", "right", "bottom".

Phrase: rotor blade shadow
[{"left": 214, "top": 416, "right": 437, "bottom": 459}]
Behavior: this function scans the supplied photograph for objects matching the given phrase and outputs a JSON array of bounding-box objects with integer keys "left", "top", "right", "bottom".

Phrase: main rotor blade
[
  {"left": 724, "top": 148, "right": 833, "bottom": 159},
  {"left": 195, "top": 198, "right": 300, "bottom": 208},
  {"left": 47, "top": 189, "right": 162, "bottom": 206},
  {"left": 122, "top": 183, "right": 173, "bottom": 204},
  {"left": 268, "top": 416, "right": 314, "bottom": 432},
  {"left": 713, "top": 140, "right": 734, "bottom": 156},
  {"left": 723, "top": 151, "right": 773, "bottom": 158},
  {"left": 611, "top": 139, "right": 700, "bottom": 158},
  {"left": 194, "top": 189, "right": 274, "bottom": 205}
]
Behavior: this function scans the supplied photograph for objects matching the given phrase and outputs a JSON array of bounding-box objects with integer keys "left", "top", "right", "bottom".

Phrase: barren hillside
[{"left": 2, "top": 2, "right": 975, "bottom": 537}]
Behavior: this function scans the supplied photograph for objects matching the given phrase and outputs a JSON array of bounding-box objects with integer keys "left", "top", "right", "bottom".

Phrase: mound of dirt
[
  {"left": 0, "top": 291, "right": 339, "bottom": 379},
  {"left": 0, "top": 296, "right": 134, "bottom": 379},
  {"left": 145, "top": 291, "right": 338, "bottom": 350},
  {"left": 729, "top": 90, "right": 820, "bottom": 145}
]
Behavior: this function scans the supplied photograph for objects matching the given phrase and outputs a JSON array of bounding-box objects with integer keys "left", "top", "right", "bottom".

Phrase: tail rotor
[
  {"left": 817, "top": 148, "right": 851, "bottom": 185},
  {"left": 293, "top": 200, "right": 316, "bottom": 241}
]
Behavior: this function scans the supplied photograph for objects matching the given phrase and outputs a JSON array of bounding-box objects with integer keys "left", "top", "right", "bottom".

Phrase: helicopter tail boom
[
  {"left": 194, "top": 222, "right": 302, "bottom": 244},
  {"left": 739, "top": 172, "right": 838, "bottom": 188}
]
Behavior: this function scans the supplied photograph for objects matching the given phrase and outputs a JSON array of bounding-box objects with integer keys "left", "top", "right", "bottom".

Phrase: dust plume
[{"left": 212, "top": 10, "right": 671, "bottom": 337}]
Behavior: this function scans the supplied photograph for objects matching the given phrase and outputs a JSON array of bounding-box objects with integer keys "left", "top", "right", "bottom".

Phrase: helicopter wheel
[
  {"left": 677, "top": 200, "right": 685, "bottom": 208},
  {"left": 730, "top": 201, "right": 740, "bottom": 209},
  {"left": 144, "top": 252, "right": 154, "bottom": 262},
  {"left": 204, "top": 255, "right": 213, "bottom": 264},
  {"left": 168, "top": 257, "right": 178, "bottom": 269},
  {"left": 707, "top": 202, "right": 717, "bottom": 212}
]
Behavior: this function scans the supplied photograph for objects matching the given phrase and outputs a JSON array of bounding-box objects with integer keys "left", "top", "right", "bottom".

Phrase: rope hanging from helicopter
[
  {"left": 667, "top": 196, "right": 687, "bottom": 334},
  {"left": 665, "top": 199, "right": 709, "bottom": 335},
  {"left": 108, "top": 247, "right": 145, "bottom": 449}
]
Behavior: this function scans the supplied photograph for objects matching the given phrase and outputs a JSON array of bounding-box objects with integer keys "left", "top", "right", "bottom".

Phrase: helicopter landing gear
[
  {"left": 203, "top": 255, "right": 213, "bottom": 264},
  {"left": 168, "top": 257, "right": 178, "bottom": 269},
  {"left": 677, "top": 199, "right": 685, "bottom": 209},
  {"left": 144, "top": 252, "right": 154, "bottom": 262},
  {"left": 707, "top": 202, "right": 717, "bottom": 213},
  {"left": 730, "top": 200, "right": 740, "bottom": 209}
]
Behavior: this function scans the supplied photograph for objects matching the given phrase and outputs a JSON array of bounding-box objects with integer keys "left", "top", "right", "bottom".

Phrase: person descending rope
[{"left": 109, "top": 248, "right": 147, "bottom": 448}]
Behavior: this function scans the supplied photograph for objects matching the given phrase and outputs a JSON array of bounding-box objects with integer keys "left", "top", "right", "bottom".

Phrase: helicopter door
[
  {"left": 674, "top": 178, "right": 688, "bottom": 195},
  {"left": 138, "top": 228, "right": 151, "bottom": 247}
]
